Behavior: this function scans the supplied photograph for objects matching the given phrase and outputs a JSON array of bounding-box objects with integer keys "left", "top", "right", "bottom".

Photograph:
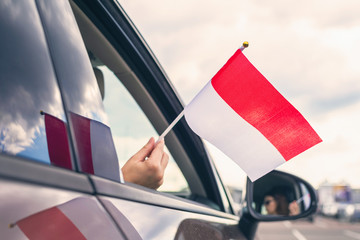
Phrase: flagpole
[
  {"left": 157, "top": 110, "right": 184, "bottom": 142},
  {"left": 156, "top": 41, "right": 249, "bottom": 142},
  {"left": 240, "top": 41, "right": 249, "bottom": 51},
  {"left": 296, "top": 193, "right": 310, "bottom": 204}
]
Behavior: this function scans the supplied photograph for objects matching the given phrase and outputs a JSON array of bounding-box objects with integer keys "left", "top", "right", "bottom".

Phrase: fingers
[
  {"left": 122, "top": 137, "right": 169, "bottom": 190},
  {"left": 149, "top": 139, "right": 169, "bottom": 172},
  {"left": 148, "top": 139, "right": 165, "bottom": 162},
  {"left": 131, "top": 137, "right": 155, "bottom": 161},
  {"left": 146, "top": 139, "right": 168, "bottom": 187},
  {"left": 161, "top": 152, "right": 169, "bottom": 170}
]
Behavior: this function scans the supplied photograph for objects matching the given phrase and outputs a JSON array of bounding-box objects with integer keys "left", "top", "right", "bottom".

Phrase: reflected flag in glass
[
  {"left": 70, "top": 112, "right": 120, "bottom": 182},
  {"left": 43, "top": 112, "right": 72, "bottom": 169},
  {"left": 42, "top": 111, "right": 121, "bottom": 182},
  {"left": 11, "top": 198, "right": 123, "bottom": 239}
]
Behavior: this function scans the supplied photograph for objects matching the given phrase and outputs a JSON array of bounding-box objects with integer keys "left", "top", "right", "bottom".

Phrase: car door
[{"left": 0, "top": 1, "right": 127, "bottom": 239}]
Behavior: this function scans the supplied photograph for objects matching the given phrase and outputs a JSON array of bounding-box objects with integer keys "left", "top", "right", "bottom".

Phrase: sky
[{"left": 118, "top": 0, "right": 360, "bottom": 189}]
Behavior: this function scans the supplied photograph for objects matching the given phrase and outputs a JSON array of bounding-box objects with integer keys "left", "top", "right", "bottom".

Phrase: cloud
[
  {"left": 309, "top": 90, "right": 360, "bottom": 115},
  {"left": 0, "top": 124, "right": 37, "bottom": 154},
  {"left": 0, "top": 1, "right": 106, "bottom": 160},
  {"left": 118, "top": 0, "right": 360, "bottom": 188},
  {"left": 279, "top": 100, "right": 360, "bottom": 187},
  {"left": 249, "top": 0, "right": 360, "bottom": 29},
  {"left": 120, "top": 0, "right": 360, "bottom": 107},
  {"left": 0, "top": 2, "right": 64, "bottom": 155}
]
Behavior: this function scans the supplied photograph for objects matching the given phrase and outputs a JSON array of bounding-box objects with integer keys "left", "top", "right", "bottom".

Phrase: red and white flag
[
  {"left": 12, "top": 198, "right": 122, "bottom": 240},
  {"left": 43, "top": 112, "right": 121, "bottom": 182},
  {"left": 70, "top": 113, "right": 121, "bottom": 182},
  {"left": 43, "top": 113, "right": 72, "bottom": 169},
  {"left": 184, "top": 49, "right": 322, "bottom": 181}
]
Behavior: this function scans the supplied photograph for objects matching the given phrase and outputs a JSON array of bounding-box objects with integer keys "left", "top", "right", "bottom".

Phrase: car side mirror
[{"left": 246, "top": 170, "right": 317, "bottom": 221}]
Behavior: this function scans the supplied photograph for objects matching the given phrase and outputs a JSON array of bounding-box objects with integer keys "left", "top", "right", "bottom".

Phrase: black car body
[{"left": 0, "top": 1, "right": 317, "bottom": 239}]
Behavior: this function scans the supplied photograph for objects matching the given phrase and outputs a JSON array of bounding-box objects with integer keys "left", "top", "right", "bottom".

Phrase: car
[{"left": 0, "top": 1, "right": 318, "bottom": 239}]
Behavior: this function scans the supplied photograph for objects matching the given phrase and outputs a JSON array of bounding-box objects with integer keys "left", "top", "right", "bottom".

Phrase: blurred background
[{"left": 118, "top": 0, "right": 360, "bottom": 224}]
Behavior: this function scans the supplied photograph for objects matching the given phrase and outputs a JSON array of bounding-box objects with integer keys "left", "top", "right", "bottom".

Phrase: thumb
[{"left": 131, "top": 137, "right": 155, "bottom": 161}]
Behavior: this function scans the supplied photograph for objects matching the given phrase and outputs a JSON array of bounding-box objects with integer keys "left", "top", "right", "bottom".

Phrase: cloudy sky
[{"left": 118, "top": 0, "right": 360, "bottom": 188}]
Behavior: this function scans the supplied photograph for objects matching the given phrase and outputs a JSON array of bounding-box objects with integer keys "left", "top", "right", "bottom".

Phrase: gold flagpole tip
[
  {"left": 9, "top": 223, "right": 16, "bottom": 228},
  {"left": 243, "top": 41, "right": 249, "bottom": 48},
  {"left": 40, "top": 110, "right": 44, "bottom": 115}
]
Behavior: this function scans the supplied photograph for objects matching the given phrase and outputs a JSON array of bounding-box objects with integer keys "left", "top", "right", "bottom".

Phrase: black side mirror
[{"left": 246, "top": 170, "right": 317, "bottom": 221}]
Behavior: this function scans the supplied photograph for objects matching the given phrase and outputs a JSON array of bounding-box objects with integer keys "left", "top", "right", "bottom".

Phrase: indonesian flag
[
  {"left": 70, "top": 113, "right": 121, "bottom": 182},
  {"left": 11, "top": 198, "right": 123, "bottom": 239},
  {"left": 43, "top": 112, "right": 121, "bottom": 182},
  {"left": 43, "top": 113, "right": 72, "bottom": 169},
  {"left": 184, "top": 49, "right": 322, "bottom": 181}
]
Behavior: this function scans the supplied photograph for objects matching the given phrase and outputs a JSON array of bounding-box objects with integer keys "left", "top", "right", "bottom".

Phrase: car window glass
[
  {"left": 0, "top": 1, "right": 70, "bottom": 168},
  {"left": 100, "top": 65, "right": 189, "bottom": 193},
  {"left": 31, "top": 0, "right": 122, "bottom": 181}
]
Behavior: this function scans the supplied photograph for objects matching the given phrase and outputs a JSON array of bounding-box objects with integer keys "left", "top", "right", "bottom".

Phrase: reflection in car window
[
  {"left": 34, "top": 0, "right": 123, "bottom": 181},
  {"left": 300, "top": 183, "right": 311, "bottom": 210},
  {"left": 35, "top": 0, "right": 108, "bottom": 124},
  {"left": 100, "top": 66, "right": 189, "bottom": 192},
  {"left": 0, "top": 1, "right": 68, "bottom": 166}
]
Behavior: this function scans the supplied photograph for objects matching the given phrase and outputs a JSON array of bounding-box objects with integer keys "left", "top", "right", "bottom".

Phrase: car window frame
[{"left": 71, "top": 0, "right": 233, "bottom": 213}]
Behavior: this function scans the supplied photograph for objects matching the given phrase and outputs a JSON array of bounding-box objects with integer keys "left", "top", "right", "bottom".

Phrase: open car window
[
  {"left": 99, "top": 64, "right": 190, "bottom": 193},
  {"left": 70, "top": 2, "right": 192, "bottom": 195}
]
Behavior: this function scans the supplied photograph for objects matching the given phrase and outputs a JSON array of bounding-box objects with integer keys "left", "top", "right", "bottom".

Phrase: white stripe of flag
[{"left": 184, "top": 49, "right": 321, "bottom": 181}]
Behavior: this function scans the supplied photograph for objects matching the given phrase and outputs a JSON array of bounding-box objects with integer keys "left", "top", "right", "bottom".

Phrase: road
[{"left": 255, "top": 216, "right": 360, "bottom": 240}]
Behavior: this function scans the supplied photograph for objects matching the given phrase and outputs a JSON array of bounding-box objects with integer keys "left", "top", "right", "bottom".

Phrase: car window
[
  {"left": 99, "top": 65, "right": 189, "bottom": 193},
  {"left": 0, "top": 1, "right": 71, "bottom": 168},
  {"left": 69, "top": 1, "right": 199, "bottom": 196}
]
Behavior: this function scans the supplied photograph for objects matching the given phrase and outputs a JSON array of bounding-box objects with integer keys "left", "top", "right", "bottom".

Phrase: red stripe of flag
[
  {"left": 211, "top": 49, "right": 322, "bottom": 160},
  {"left": 17, "top": 207, "right": 86, "bottom": 240},
  {"left": 44, "top": 114, "right": 72, "bottom": 169},
  {"left": 70, "top": 113, "right": 94, "bottom": 174}
]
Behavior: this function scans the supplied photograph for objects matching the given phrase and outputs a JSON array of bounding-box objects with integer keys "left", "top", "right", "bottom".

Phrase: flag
[
  {"left": 43, "top": 112, "right": 122, "bottom": 182},
  {"left": 70, "top": 112, "right": 121, "bottom": 182},
  {"left": 184, "top": 49, "right": 322, "bottom": 181},
  {"left": 12, "top": 198, "right": 123, "bottom": 239},
  {"left": 43, "top": 112, "right": 72, "bottom": 169}
]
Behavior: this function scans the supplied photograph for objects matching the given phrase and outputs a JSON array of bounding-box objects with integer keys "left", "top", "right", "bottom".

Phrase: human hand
[
  {"left": 121, "top": 137, "right": 169, "bottom": 189},
  {"left": 288, "top": 201, "right": 300, "bottom": 216}
]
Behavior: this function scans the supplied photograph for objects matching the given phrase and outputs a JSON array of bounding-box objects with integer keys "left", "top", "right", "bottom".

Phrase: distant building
[
  {"left": 352, "top": 189, "right": 360, "bottom": 203},
  {"left": 317, "top": 182, "right": 352, "bottom": 217}
]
